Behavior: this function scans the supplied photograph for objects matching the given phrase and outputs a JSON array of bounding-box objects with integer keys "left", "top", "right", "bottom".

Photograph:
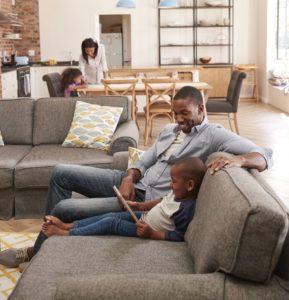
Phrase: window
[{"left": 277, "top": 0, "right": 289, "bottom": 60}]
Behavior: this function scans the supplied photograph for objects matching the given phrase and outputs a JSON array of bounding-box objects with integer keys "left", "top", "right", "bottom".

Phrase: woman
[{"left": 79, "top": 38, "right": 108, "bottom": 84}]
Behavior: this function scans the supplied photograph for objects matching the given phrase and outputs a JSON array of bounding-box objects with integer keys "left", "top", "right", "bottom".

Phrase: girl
[
  {"left": 79, "top": 38, "right": 108, "bottom": 84},
  {"left": 61, "top": 67, "right": 85, "bottom": 97}
]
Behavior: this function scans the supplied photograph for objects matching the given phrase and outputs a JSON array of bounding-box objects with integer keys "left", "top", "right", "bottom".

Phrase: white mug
[{"left": 223, "top": 18, "right": 230, "bottom": 26}]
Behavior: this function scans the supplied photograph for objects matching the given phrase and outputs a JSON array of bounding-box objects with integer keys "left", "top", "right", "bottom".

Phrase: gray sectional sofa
[
  {"left": 9, "top": 165, "right": 289, "bottom": 299},
  {"left": 0, "top": 96, "right": 138, "bottom": 219}
]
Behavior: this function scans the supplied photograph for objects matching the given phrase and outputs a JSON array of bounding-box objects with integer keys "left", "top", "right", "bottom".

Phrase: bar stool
[{"left": 234, "top": 64, "right": 259, "bottom": 102}]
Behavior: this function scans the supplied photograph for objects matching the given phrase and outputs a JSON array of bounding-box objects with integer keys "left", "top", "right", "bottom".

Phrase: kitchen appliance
[
  {"left": 15, "top": 56, "right": 29, "bottom": 65},
  {"left": 100, "top": 33, "right": 123, "bottom": 67},
  {"left": 17, "top": 66, "right": 31, "bottom": 97}
]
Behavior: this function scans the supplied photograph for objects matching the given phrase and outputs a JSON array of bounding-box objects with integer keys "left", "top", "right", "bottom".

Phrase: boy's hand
[{"left": 136, "top": 220, "right": 153, "bottom": 238}]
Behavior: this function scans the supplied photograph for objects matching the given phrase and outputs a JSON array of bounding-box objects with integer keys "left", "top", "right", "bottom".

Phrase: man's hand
[
  {"left": 126, "top": 201, "right": 143, "bottom": 211},
  {"left": 136, "top": 220, "right": 153, "bottom": 238},
  {"left": 118, "top": 176, "right": 135, "bottom": 200},
  {"left": 208, "top": 155, "right": 245, "bottom": 175}
]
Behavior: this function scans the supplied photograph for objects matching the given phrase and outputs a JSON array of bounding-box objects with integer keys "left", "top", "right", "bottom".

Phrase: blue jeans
[
  {"left": 33, "top": 164, "right": 146, "bottom": 255},
  {"left": 70, "top": 211, "right": 142, "bottom": 237}
]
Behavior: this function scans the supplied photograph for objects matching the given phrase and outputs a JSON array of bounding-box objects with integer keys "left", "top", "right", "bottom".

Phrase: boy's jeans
[
  {"left": 70, "top": 211, "right": 142, "bottom": 236},
  {"left": 33, "top": 164, "right": 145, "bottom": 255}
]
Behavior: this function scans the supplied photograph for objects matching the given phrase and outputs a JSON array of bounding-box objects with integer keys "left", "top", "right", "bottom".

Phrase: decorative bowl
[
  {"left": 199, "top": 57, "right": 212, "bottom": 64},
  {"left": 205, "top": 1, "right": 223, "bottom": 6}
]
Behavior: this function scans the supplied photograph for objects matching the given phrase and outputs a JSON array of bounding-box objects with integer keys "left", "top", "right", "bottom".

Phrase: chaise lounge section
[{"left": 8, "top": 164, "right": 289, "bottom": 299}]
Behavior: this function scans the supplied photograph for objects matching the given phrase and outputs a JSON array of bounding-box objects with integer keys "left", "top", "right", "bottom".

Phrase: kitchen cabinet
[
  {"left": 1, "top": 70, "right": 18, "bottom": 98},
  {"left": 30, "top": 66, "right": 67, "bottom": 99},
  {"left": 158, "top": 0, "right": 234, "bottom": 66}
]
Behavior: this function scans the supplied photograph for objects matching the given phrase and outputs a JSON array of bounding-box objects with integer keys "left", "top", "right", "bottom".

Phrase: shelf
[
  {"left": 160, "top": 44, "right": 195, "bottom": 47},
  {"left": 160, "top": 25, "right": 194, "bottom": 28},
  {"left": 1, "top": 37, "right": 21, "bottom": 40},
  {"left": 158, "top": 0, "right": 234, "bottom": 66},
  {"left": 196, "top": 44, "right": 233, "bottom": 46},
  {"left": 196, "top": 5, "right": 233, "bottom": 9}
]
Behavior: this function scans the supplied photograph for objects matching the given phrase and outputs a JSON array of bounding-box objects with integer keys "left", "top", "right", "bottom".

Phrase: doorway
[{"left": 99, "top": 15, "right": 132, "bottom": 67}]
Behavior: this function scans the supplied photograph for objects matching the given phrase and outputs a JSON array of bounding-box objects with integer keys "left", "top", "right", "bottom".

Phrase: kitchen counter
[{"left": 0, "top": 61, "right": 79, "bottom": 73}]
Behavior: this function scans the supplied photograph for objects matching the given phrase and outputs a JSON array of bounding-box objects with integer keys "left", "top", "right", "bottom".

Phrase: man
[{"left": 0, "top": 86, "right": 272, "bottom": 268}]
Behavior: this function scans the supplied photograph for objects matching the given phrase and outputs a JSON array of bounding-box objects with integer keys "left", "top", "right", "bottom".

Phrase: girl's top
[
  {"left": 64, "top": 83, "right": 79, "bottom": 97},
  {"left": 79, "top": 43, "right": 108, "bottom": 84}
]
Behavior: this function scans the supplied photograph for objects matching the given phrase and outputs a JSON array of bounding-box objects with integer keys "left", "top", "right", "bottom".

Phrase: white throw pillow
[
  {"left": 62, "top": 101, "right": 123, "bottom": 151},
  {"left": 0, "top": 130, "right": 4, "bottom": 146}
]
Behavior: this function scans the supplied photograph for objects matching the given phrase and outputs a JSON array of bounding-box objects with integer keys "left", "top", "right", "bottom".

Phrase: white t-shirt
[{"left": 79, "top": 43, "right": 108, "bottom": 84}]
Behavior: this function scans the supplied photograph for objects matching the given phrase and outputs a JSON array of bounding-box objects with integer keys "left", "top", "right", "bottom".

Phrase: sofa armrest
[
  {"left": 108, "top": 120, "right": 139, "bottom": 156},
  {"left": 55, "top": 273, "right": 224, "bottom": 300},
  {"left": 112, "top": 151, "right": 129, "bottom": 171}
]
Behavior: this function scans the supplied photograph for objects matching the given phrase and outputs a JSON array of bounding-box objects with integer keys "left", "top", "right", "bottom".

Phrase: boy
[{"left": 42, "top": 157, "right": 206, "bottom": 242}]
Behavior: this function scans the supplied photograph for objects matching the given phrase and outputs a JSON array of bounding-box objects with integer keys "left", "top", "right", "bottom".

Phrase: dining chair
[
  {"left": 144, "top": 70, "right": 175, "bottom": 79},
  {"left": 205, "top": 70, "right": 246, "bottom": 134},
  {"left": 107, "top": 70, "right": 139, "bottom": 79},
  {"left": 142, "top": 78, "right": 176, "bottom": 145},
  {"left": 42, "top": 73, "right": 63, "bottom": 97},
  {"left": 101, "top": 78, "right": 139, "bottom": 127}
]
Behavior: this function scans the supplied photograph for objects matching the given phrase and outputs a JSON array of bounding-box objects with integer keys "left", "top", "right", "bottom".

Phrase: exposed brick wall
[
  {"left": 0, "top": 0, "right": 41, "bottom": 97},
  {"left": 14, "top": 0, "right": 40, "bottom": 61}
]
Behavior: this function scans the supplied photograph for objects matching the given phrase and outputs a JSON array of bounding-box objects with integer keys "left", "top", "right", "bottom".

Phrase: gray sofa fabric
[
  {"left": 185, "top": 167, "right": 288, "bottom": 283},
  {"left": 55, "top": 273, "right": 225, "bottom": 300},
  {"left": 0, "top": 97, "right": 138, "bottom": 219},
  {"left": 9, "top": 165, "right": 289, "bottom": 300},
  {"left": 0, "top": 99, "right": 34, "bottom": 145}
]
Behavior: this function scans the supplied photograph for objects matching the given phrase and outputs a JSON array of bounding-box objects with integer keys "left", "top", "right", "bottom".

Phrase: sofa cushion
[
  {"left": 62, "top": 101, "right": 123, "bottom": 150},
  {"left": 0, "top": 98, "right": 34, "bottom": 144},
  {"left": 185, "top": 167, "right": 288, "bottom": 283},
  {"left": 0, "top": 145, "right": 32, "bottom": 189},
  {"left": 10, "top": 236, "right": 194, "bottom": 300},
  {"left": 33, "top": 97, "right": 130, "bottom": 145},
  {"left": 14, "top": 145, "right": 114, "bottom": 189}
]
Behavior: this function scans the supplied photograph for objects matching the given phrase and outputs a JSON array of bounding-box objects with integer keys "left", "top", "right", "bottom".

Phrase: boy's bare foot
[
  {"left": 44, "top": 215, "right": 73, "bottom": 230},
  {"left": 42, "top": 224, "right": 69, "bottom": 237}
]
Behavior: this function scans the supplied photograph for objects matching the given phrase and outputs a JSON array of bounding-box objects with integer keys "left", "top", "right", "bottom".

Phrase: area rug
[{"left": 0, "top": 232, "right": 37, "bottom": 300}]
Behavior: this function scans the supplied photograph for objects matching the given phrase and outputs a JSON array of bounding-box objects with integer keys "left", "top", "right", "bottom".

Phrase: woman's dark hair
[
  {"left": 174, "top": 86, "right": 203, "bottom": 105},
  {"left": 81, "top": 38, "right": 99, "bottom": 63},
  {"left": 61, "top": 68, "right": 82, "bottom": 92}
]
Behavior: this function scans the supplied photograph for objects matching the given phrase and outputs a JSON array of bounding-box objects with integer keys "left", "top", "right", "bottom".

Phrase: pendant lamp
[
  {"left": 159, "top": 0, "right": 179, "bottom": 7},
  {"left": 116, "top": 0, "right": 136, "bottom": 8}
]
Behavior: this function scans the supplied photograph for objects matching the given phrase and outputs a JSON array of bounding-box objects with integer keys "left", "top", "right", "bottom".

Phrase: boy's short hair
[
  {"left": 174, "top": 157, "right": 207, "bottom": 194},
  {"left": 173, "top": 86, "right": 203, "bottom": 105}
]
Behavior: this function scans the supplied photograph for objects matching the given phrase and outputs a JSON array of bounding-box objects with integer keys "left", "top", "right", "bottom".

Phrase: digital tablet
[{"left": 113, "top": 185, "right": 139, "bottom": 223}]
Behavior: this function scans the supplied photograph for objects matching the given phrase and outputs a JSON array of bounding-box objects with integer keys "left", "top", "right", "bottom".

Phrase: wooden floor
[{"left": 1, "top": 100, "right": 289, "bottom": 233}]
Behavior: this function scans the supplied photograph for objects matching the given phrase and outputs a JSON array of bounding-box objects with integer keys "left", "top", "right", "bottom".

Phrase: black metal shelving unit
[{"left": 158, "top": 0, "right": 234, "bottom": 66}]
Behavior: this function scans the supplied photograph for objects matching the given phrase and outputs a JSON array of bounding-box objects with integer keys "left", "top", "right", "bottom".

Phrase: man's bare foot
[
  {"left": 42, "top": 224, "right": 69, "bottom": 237},
  {"left": 44, "top": 216, "right": 73, "bottom": 230}
]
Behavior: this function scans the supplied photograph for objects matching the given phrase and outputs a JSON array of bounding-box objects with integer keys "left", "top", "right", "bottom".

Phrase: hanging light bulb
[
  {"left": 159, "top": 0, "right": 179, "bottom": 8},
  {"left": 116, "top": 0, "right": 136, "bottom": 8}
]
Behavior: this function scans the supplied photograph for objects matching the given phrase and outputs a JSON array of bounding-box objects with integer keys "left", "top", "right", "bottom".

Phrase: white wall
[{"left": 39, "top": 0, "right": 258, "bottom": 67}]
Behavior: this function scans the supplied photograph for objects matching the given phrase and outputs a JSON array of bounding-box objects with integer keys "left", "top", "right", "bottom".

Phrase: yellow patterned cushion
[
  {"left": 0, "top": 130, "right": 4, "bottom": 146},
  {"left": 128, "top": 147, "right": 145, "bottom": 167},
  {"left": 62, "top": 101, "right": 123, "bottom": 150}
]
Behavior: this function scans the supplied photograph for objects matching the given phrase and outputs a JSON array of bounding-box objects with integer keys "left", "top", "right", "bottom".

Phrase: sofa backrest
[
  {"left": 32, "top": 96, "right": 131, "bottom": 145},
  {"left": 185, "top": 166, "right": 288, "bottom": 284},
  {"left": 0, "top": 98, "right": 34, "bottom": 145}
]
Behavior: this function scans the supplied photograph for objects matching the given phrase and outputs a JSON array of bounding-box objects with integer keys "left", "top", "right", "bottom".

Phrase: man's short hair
[
  {"left": 174, "top": 86, "right": 203, "bottom": 105},
  {"left": 174, "top": 157, "right": 207, "bottom": 195}
]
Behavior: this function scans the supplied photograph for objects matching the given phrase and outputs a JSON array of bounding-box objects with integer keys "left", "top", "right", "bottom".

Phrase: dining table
[{"left": 77, "top": 80, "right": 212, "bottom": 119}]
